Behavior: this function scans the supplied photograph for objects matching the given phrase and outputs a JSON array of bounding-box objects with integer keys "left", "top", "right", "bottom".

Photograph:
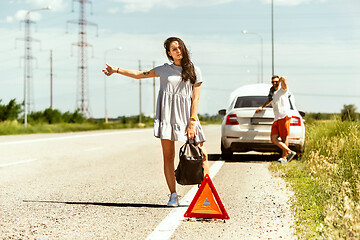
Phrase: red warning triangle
[{"left": 184, "top": 174, "right": 229, "bottom": 220}]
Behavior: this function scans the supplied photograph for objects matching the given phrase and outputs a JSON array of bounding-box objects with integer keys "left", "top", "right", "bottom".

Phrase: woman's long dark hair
[{"left": 164, "top": 37, "right": 197, "bottom": 84}]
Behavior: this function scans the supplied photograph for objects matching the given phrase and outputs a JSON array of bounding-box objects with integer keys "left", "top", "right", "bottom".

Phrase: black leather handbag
[{"left": 175, "top": 141, "right": 204, "bottom": 185}]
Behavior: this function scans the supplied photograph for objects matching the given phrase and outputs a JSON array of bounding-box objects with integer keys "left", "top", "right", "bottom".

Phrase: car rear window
[{"left": 234, "top": 96, "right": 272, "bottom": 108}]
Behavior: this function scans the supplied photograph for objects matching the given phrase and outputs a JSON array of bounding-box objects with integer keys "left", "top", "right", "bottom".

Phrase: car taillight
[
  {"left": 226, "top": 114, "right": 239, "bottom": 125},
  {"left": 290, "top": 116, "right": 301, "bottom": 126},
  {"left": 288, "top": 137, "right": 300, "bottom": 140}
]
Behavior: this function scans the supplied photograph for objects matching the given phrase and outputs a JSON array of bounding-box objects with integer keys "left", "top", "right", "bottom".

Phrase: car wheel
[
  {"left": 294, "top": 144, "right": 305, "bottom": 154},
  {"left": 299, "top": 145, "right": 305, "bottom": 154},
  {"left": 221, "top": 143, "right": 233, "bottom": 160}
]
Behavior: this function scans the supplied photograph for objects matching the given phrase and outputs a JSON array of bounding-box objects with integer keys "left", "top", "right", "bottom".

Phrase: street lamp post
[
  {"left": 23, "top": 6, "right": 51, "bottom": 127},
  {"left": 104, "top": 47, "right": 122, "bottom": 123},
  {"left": 271, "top": 0, "right": 275, "bottom": 76},
  {"left": 242, "top": 30, "right": 263, "bottom": 83}
]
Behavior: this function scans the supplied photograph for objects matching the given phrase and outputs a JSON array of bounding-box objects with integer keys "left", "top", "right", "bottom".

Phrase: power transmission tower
[
  {"left": 67, "top": 0, "right": 98, "bottom": 117},
  {"left": 16, "top": 7, "right": 50, "bottom": 126}
]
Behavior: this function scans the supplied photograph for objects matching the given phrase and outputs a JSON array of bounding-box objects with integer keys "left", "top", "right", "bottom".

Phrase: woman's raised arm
[{"left": 102, "top": 63, "right": 155, "bottom": 79}]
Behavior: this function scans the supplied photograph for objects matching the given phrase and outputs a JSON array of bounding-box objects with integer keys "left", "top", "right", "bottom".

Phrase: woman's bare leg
[{"left": 161, "top": 139, "right": 176, "bottom": 194}]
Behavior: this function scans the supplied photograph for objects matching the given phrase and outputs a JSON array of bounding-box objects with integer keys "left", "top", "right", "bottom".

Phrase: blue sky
[{"left": 0, "top": 0, "right": 359, "bottom": 118}]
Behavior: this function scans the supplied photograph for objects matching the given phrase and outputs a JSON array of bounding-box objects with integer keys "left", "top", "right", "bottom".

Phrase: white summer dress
[{"left": 153, "top": 63, "right": 206, "bottom": 143}]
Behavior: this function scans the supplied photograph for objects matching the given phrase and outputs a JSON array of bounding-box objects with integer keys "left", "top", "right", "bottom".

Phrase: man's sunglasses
[{"left": 271, "top": 81, "right": 279, "bottom": 84}]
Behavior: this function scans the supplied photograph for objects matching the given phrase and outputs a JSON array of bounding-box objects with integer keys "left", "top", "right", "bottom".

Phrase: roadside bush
[
  {"left": 341, "top": 104, "right": 357, "bottom": 121},
  {"left": 199, "top": 113, "right": 222, "bottom": 124},
  {"left": 44, "top": 108, "right": 62, "bottom": 123},
  {"left": 0, "top": 99, "right": 22, "bottom": 121},
  {"left": 27, "top": 108, "right": 85, "bottom": 124},
  {"left": 305, "top": 112, "right": 338, "bottom": 121},
  {"left": 62, "top": 109, "right": 85, "bottom": 123},
  {"left": 27, "top": 111, "right": 46, "bottom": 123}
]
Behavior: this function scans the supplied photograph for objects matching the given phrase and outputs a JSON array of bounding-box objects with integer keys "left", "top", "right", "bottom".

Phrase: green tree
[
  {"left": 43, "top": 108, "right": 62, "bottom": 124},
  {"left": 341, "top": 104, "right": 357, "bottom": 121},
  {"left": 68, "top": 109, "right": 85, "bottom": 123},
  {"left": 27, "top": 108, "right": 85, "bottom": 124},
  {"left": 0, "top": 99, "right": 22, "bottom": 121}
]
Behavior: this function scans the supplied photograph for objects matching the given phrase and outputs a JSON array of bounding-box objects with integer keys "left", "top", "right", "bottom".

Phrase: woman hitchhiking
[{"left": 102, "top": 37, "right": 209, "bottom": 207}]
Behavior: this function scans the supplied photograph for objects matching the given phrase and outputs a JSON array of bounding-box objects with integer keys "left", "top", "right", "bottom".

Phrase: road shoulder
[{"left": 172, "top": 161, "right": 295, "bottom": 239}]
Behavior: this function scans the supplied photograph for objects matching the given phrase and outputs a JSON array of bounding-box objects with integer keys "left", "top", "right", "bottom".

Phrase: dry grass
[{"left": 271, "top": 119, "right": 360, "bottom": 239}]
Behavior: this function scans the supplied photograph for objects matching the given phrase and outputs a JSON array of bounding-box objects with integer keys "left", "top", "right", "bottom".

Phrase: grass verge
[
  {"left": 0, "top": 118, "right": 220, "bottom": 135},
  {"left": 0, "top": 120, "right": 154, "bottom": 135},
  {"left": 270, "top": 119, "right": 360, "bottom": 239}
]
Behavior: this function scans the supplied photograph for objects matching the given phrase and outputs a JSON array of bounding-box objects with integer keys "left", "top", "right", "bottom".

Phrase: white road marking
[
  {"left": 83, "top": 147, "right": 103, "bottom": 152},
  {"left": 145, "top": 160, "right": 225, "bottom": 240},
  {"left": 0, "top": 129, "right": 153, "bottom": 146},
  {"left": 0, "top": 158, "right": 37, "bottom": 168}
]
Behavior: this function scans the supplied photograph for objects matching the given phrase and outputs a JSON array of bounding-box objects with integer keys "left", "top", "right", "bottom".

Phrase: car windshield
[{"left": 234, "top": 96, "right": 272, "bottom": 108}]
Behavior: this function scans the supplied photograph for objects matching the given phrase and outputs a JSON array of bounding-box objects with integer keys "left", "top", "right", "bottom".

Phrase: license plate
[{"left": 251, "top": 118, "right": 274, "bottom": 125}]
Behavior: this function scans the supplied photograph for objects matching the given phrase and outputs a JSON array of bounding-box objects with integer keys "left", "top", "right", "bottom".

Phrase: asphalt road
[{"left": 0, "top": 125, "right": 295, "bottom": 239}]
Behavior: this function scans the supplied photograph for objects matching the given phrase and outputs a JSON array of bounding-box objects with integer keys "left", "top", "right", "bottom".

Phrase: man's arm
[
  {"left": 280, "top": 76, "right": 287, "bottom": 90},
  {"left": 256, "top": 99, "right": 272, "bottom": 113}
]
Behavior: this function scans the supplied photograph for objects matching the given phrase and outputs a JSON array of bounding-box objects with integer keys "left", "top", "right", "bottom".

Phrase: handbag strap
[
  {"left": 179, "top": 142, "right": 187, "bottom": 156},
  {"left": 179, "top": 140, "right": 203, "bottom": 159},
  {"left": 179, "top": 139, "right": 196, "bottom": 155}
]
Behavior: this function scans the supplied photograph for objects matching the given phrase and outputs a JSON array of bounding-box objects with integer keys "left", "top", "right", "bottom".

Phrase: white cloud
[
  {"left": 6, "top": 16, "right": 14, "bottom": 22},
  {"left": 8, "top": 0, "right": 22, "bottom": 3},
  {"left": 113, "top": 0, "right": 162, "bottom": 13},
  {"left": 111, "top": 0, "right": 327, "bottom": 12},
  {"left": 15, "top": 10, "right": 28, "bottom": 21},
  {"left": 112, "top": 0, "right": 235, "bottom": 13},
  {"left": 261, "top": 0, "right": 327, "bottom": 6},
  {"left": 0, "top": 16, "right": 14, "bottom": 23},
  {"left": 25, "top": 0, "right": 68, "bottom": 11},
  {"left": 107, "top": 7, "right": 120, "bottom": 14},
  {"left": 15, "top": 9, "right": 43, "bottom": 21},
  {"left": 6, "top": 0, "right": 59, "bottom": 23}
]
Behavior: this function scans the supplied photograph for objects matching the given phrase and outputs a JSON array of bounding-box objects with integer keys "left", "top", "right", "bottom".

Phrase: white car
[{"left": 219, "top": 83, "right": 305, "bottom": 159}]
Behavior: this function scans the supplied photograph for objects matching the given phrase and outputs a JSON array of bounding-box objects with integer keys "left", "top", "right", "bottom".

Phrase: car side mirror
[
  {"left": 218, "top": 109, "right": 226, "bottom": 116},
  {"left": 299, "top": 111, "right": 306, "bottom": 117}
]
